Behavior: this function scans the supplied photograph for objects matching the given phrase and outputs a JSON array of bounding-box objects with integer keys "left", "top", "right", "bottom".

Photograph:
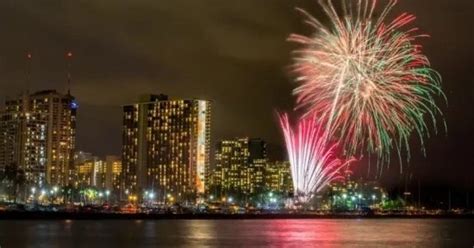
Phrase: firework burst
[
  {"left": 279, "top": 113, "right": 355, "bottom": 205},
  {"left": 289, "top": 0, "right": 445, "bottom": 165}
]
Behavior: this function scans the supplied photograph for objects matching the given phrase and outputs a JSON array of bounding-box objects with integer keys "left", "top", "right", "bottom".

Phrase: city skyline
[
  {"left": 0, "top": 0, "right": 472, "bottom": 192},
  {"left": 0, "top": 2, "right": 473, "bottom": 246}
]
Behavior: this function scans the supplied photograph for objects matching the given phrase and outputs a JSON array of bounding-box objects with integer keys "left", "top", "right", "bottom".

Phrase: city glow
[
  {"left": 279, "top": 113, "right": 355, "bottom": 205},
  {"left": 289, "top": 0, "right": 445, "bottom": 165}
]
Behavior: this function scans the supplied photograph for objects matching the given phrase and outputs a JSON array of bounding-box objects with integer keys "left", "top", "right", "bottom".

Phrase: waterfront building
[
  {"left": 75, "top": 153, "right": 122, "bottom": 193},
  {"left": 0, "top": 90, "right": 77, "bottom": 188},
  {"left": 265, "top": 161, "right": 293, "bottom": 194},
  {"left": 76, "top": 155, "right": 104, "bottom": 188},
  {"left": 211, "top": 137, "right": 267, "bottom": 197},
  {"left": 326, "top": 175, "right": 388, "bottom": 211},
  {"left": 122, "top": 94, "right": 211, "bottom": 202},
  {"left": 105, "top": 155, "right": 122, "bottom": 193}
]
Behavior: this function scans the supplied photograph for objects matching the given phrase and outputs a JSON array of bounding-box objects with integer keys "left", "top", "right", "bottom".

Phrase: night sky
[{"left": 0, "top": 0, "right": 472, "bottom": 190}]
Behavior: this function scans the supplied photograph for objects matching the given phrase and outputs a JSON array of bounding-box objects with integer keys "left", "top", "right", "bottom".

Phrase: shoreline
[{"left": 1, "top": 212, "right": 473, "bottom": 220}]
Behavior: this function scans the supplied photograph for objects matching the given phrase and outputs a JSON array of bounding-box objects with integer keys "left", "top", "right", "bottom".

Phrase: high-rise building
[
  {"left": 212, "top": 138, "right": 250, "bottom": 194},
  {"left": 122, "top": 94, "right": 211, "bottom": 202},
  {"left": 265, "top": 161, "right": 293, "bottom": 194},
  {"left": 0, "top": 111, "right": 19, "bottom": 173},
  {"left": 211, "top": 137, "right": 267, "bottom": 196},
  {"left": 248, "top": 138, "right": 267, "bottom": 194},
  {"left": 0, "top": 90, "right": 77, "bottom": 187}
]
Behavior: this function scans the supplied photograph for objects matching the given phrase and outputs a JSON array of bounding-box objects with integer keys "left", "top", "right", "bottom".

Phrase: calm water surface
[{"left": 0, "top": 219, "right": 473, "bottom": 247}]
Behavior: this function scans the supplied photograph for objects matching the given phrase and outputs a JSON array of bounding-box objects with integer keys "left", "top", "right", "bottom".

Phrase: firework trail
[
  {"left": 289, "top": 0, "right": 445, "bottom": 165},
  {"left": 279, "top": 113, "right": 355, "bottom": 204}
]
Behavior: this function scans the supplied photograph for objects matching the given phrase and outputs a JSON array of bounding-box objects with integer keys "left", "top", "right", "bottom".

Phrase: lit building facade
[
  {"left": 105, "top": 155, "right": 122, "bottom": 192},
  {"left": 122, "top": 94, "right": 211, "bottom": 202},
  {"left": 75, "top": 153, "right": 122, "bottom": 193},
  {"left": 326, "top": 177, "right": 388, "bottom": 211},
  {"left": 248, "top": 139, "right": 267, "bottom": 193},
  {"left": 0, "top": 90, "right": 77, "bottom": 187},
  {"left": 76, "top": 156, "right": 104, "bottom": 188},
  {"left": 265, "top": 161, "right": 293, "bottom": 194},
  {"left": 77, "top": 161, "right": 94, "bottom": 187},
  {"left": 211, "top": 138, "right": 267, "bottom": 196}
]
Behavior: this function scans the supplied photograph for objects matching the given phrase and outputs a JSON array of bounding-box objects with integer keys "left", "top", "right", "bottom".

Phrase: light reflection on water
[{"left": 0, "top": 219, "right": 472, "bottom": 247}]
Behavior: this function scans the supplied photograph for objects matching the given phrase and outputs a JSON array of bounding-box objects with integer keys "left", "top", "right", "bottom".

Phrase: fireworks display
[
  {"left": 289, "top": 0, "right": 445, "bottom": 164},
  {"left": 279, "top": 113, "right": 354, "bottom": 204}
]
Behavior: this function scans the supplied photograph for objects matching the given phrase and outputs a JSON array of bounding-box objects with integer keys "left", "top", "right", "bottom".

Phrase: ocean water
[{"left": 0, "top": 219, "right": 472, "bottom": 247}]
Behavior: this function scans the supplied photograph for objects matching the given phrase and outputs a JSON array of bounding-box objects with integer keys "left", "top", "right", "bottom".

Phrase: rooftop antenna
[
  {"left": 26, "top": 52, "right": 32, "bottom": 94},
  {"left": 66, "top": 51, "right": 73, "bottom": 95}
]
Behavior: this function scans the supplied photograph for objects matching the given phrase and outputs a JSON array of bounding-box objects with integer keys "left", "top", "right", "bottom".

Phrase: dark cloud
[{"left": 0, "top": 0, "right": 472, "bottom": 189}]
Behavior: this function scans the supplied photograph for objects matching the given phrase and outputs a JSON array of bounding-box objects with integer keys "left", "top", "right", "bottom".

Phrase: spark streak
[{"left": 279, "top": 113, "right": 355, "bottom": 205}]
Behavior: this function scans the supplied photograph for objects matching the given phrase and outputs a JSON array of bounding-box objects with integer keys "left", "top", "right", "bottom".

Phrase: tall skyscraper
[
  {"left": 212, "top": 138, "right": 250, "bottom": 194},
  {"left": 248, "top": 138, "right": 267, "bottom": 194},
  {"left": 211, "top": 137, "right": 267, "bottom": 196},
  {"left": 0, "top": 90, "right": 77, "bottom": 187},
  {"left": 122, "top": 94, "right": 211, "bottom": 202}
]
